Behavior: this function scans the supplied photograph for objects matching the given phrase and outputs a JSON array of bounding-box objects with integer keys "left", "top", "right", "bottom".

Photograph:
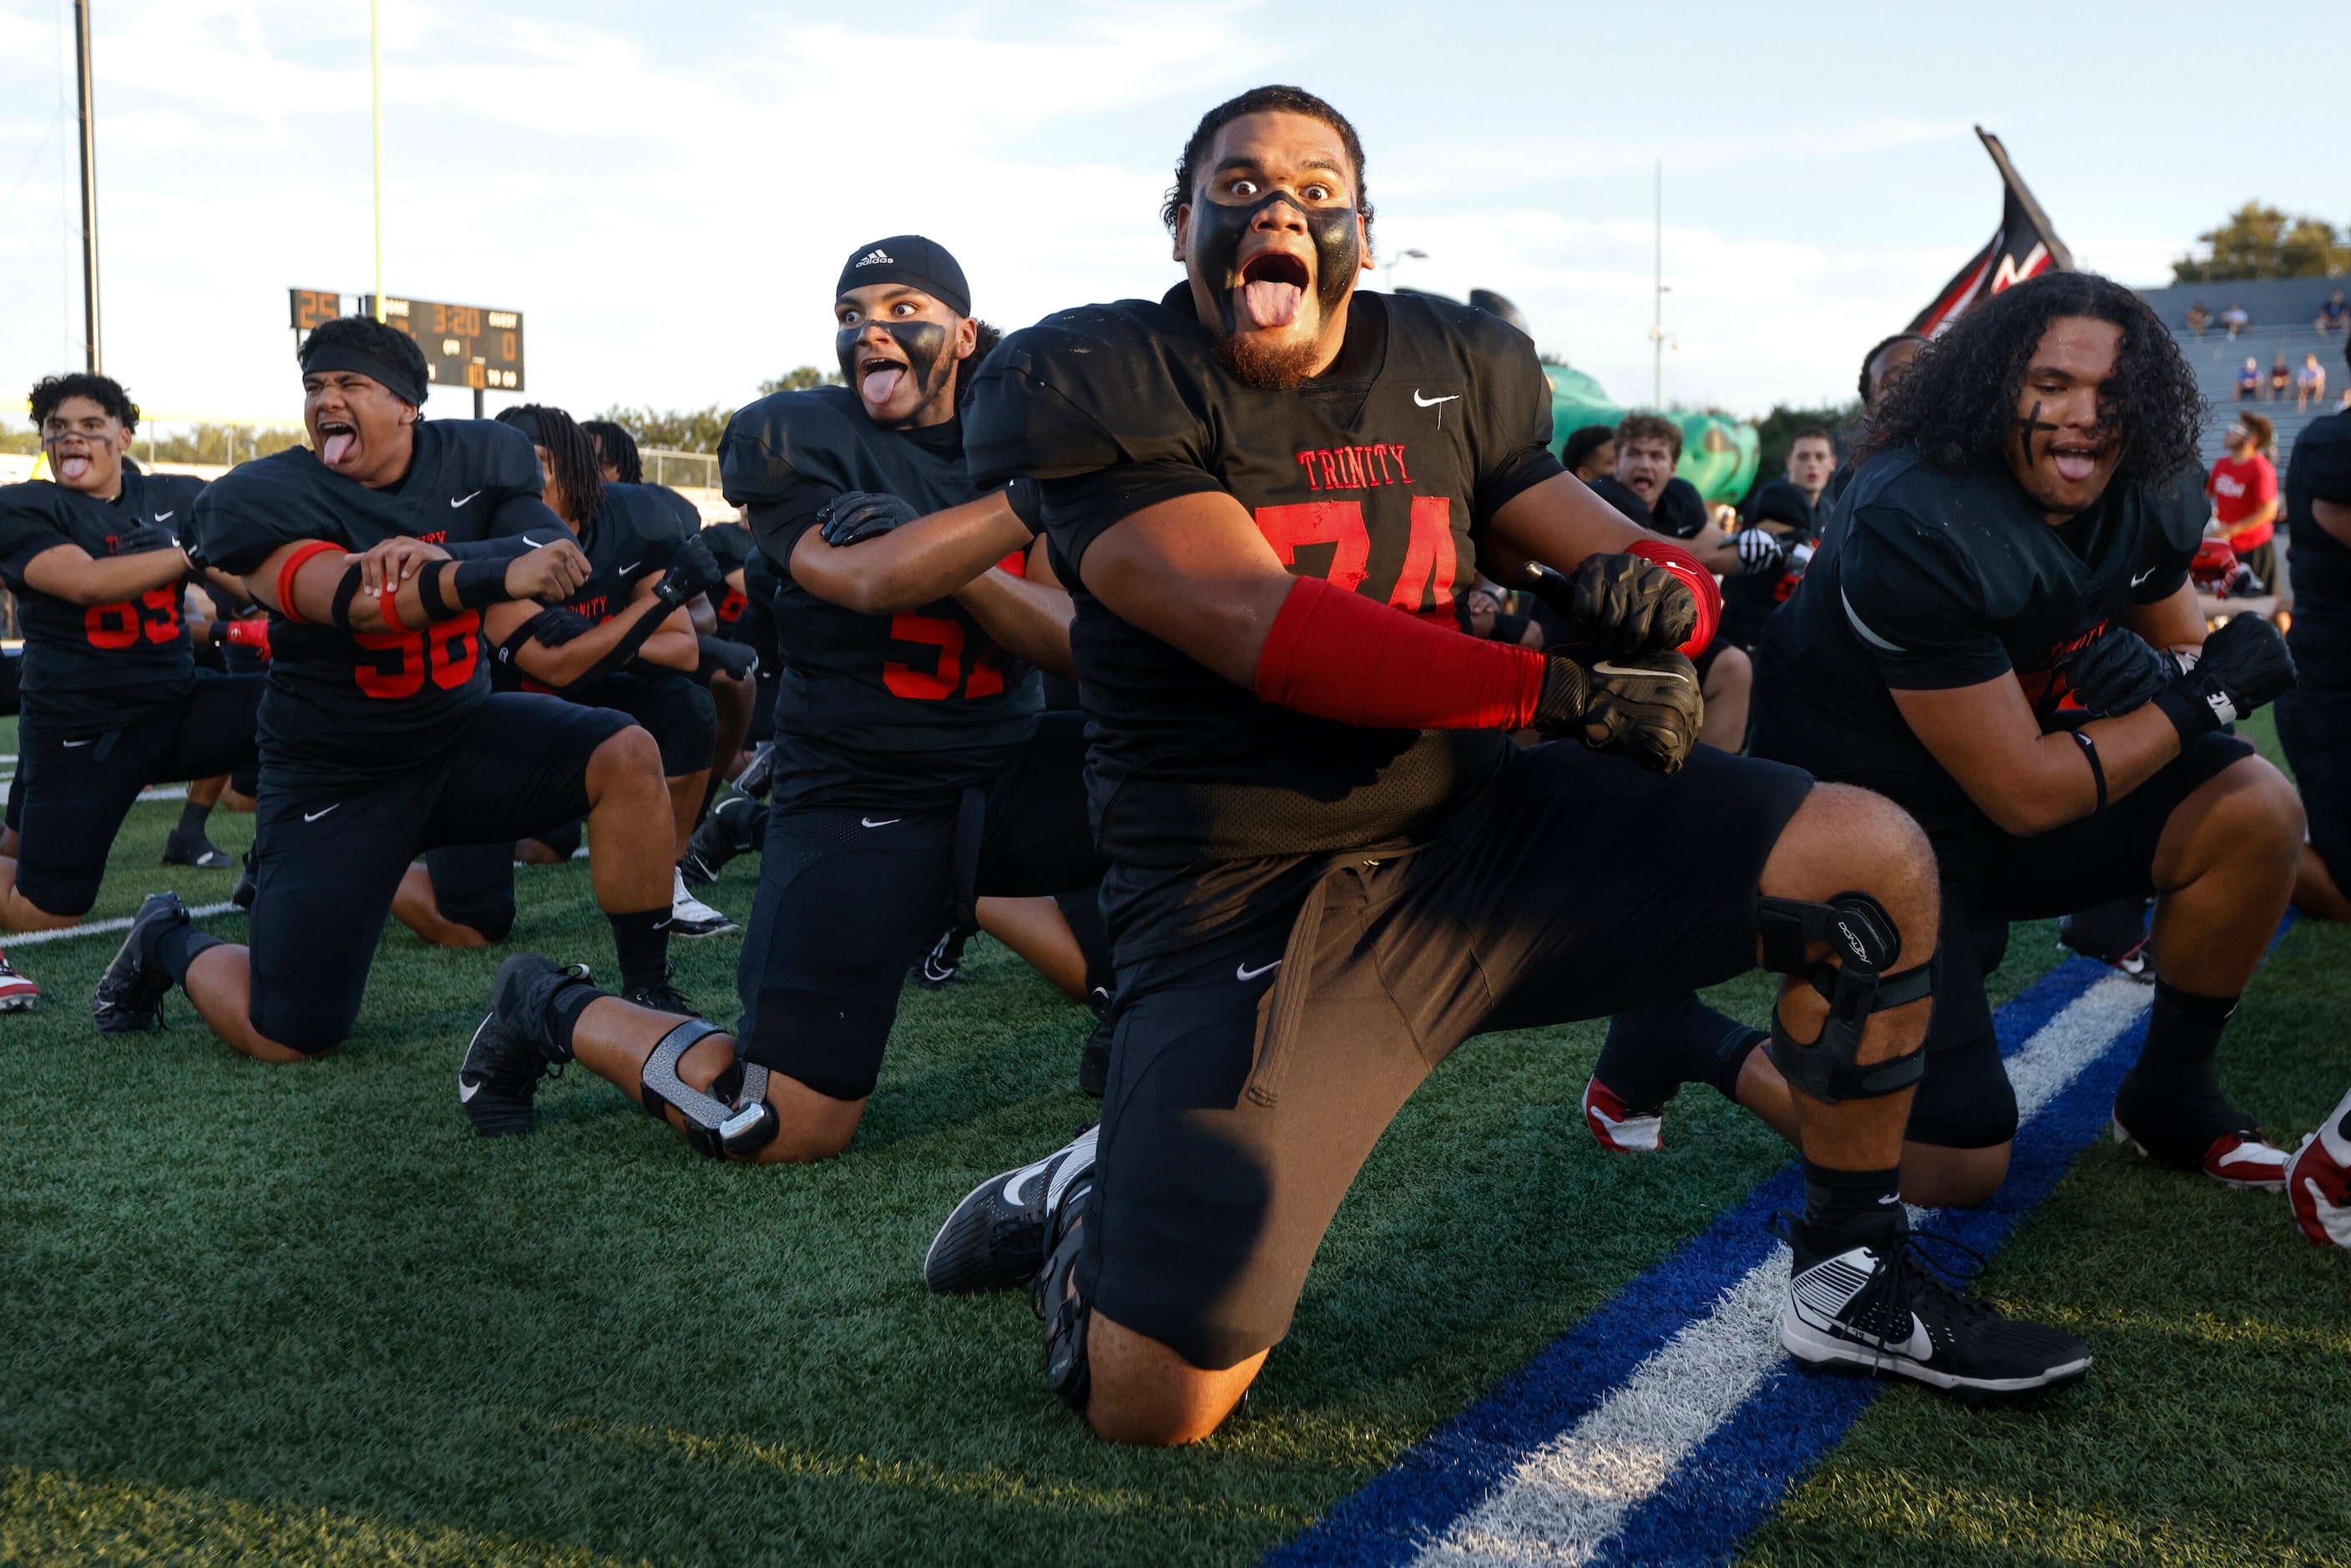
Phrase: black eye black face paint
[
  {"left": 1189, "top": 188, "right": 1362, "bottom": 334},
  {"left": 836, "top": 321, "right": 954, "bottom": 405}
]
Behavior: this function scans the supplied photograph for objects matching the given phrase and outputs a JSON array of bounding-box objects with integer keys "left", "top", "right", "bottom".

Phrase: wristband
[
  {"left": 1625, "top": 538, "right": 1722, "bottom": 657},
  {"left": 453, "top": 558, "right": 509, "bottom": 609},
  {"left": 417, "top": 559, "right": 455, "bottom": 620},
  {"left": 329, "top": 563, "right": 367, "bottom": 630},
  {"left": 377, "top": 579, "right": 408, "bottom": 635},
  {"left": 272, "top": 540, "right": 343, "bottom": 625},
  {"left": 1253, "top": 575, "right": 1546, "bottom": 731},
  {"left": 2070, "top": 729, "right": 2108, "bottom": 813}
]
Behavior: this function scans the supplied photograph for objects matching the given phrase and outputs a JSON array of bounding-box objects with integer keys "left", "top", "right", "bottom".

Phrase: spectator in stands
[
  {"left": 2318, "top": 288, "right": 2348, "bottom": 336},
  {"left": 2271, "top": 355, "right": 2294, "bottom": 402},
  {"left": 1560, "top": 423, "right": 1615, "bottom": 484},
  {"left": 2300, "top": 353, "right": 2330, "bottom": 412},
  {"left": 2274, "top": 336, "right": 2351, "bottom": 921},
  {"left": 2222, "top": 301, "right": 2251, "bottom": 337},
  {"left": 1784, "top": 426, "right": 1836, "bottom": 512},
  {"left": 2238, "top": 357, "right": 2262, "bottom": 402},
  {"left": 2187, "top": 301, "right": 2212, "bottom": 336},
  {"left": 2208, "top": 412, "right": 2281, "bottom": 590}
]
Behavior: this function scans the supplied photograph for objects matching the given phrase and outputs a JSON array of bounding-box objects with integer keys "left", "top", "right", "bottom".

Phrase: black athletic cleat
[
  {"left": 914, "top": 922, "right": 968, "bottom": 990},
  {"left": 94, "top": 891, "right": 190, "bottom": 1034},
  {"left": 623, "top": 964, "right": 700, "bottom": 1019},
  {"left": 230, "top": 848, "right": 258, "bottom": 911},
  {"left": 160, "top": 822, "right": 233, "bottom": 870},
  {"left": 924, "top": 1124, "right": 1098, "bottom": 1295},
  {"left": 1777, "top": 1207, "right": 2091, "bottom": 1403},
  {"left": 682, "top": 794, "right": 761, "bottom": 887},
  {"left": 459, "top": 954, "right": 593, "bottom": 1136}
]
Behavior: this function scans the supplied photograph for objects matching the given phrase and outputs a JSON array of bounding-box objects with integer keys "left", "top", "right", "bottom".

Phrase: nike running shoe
[
  {"left": 1777, "top": 1207, "right": 2091, "bottom": 1402},
  {"left": 458, "top": 955, "right": 592, "bottom": 1136},
  {"left": 160, "top": 822, "right": 233, "bottom": 870},
  {"left": 914, "top": 922, "right": 968, "bottom": 990},
  {"left": 0, "top": 951, "right": 39, "bottom": 1012},
  {"left": 2286, "top": 1085, "right": 2351, "bottom": 1247},
  {"left": 2111, "top": 1069, "right": 2289, "bottom": 1189},
  {"left": 670, "top": 868, "right": 739, "bottom": 939},
  {"left": 94, "top": 891, "right": 188, "bottom": 1034},
  {"left": 1583, "top": 1075, "right": 1665, "bottom": 1154},
  {"left": 924, "top": 1124, "right": 1098, "bottom": 1295},
  {"left": 2058, "top": 898, "right": 2153, "bottom": 979}
]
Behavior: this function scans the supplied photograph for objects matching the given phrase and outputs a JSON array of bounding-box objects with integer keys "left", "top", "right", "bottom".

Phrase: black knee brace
[
  {"left": 1757, "top": 891, "right": 1934, "bottom": 1103},
  {"left": 638, "top": 1018, "right": 778, "bottom": 1159}
]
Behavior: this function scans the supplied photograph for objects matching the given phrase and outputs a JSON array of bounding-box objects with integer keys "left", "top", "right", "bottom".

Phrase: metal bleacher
[{"left": 2136, "top": 276, "right": 2349, "bottom": 468}]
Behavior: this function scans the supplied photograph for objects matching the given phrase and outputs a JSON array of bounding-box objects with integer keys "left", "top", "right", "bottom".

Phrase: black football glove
[
  {"left": 651, "top": 533, "right": 725, "bottom": 609},
  {"left": 700, "top": 635, "right": 756, "bottom": 680},
  {"left": 2061, "top": 625, "right": 2177, "bottom": 717},
  {"left": 113, "top": 523, "right": 179, "bottom": 557},
  {"left": 2151, "top": 613, "right": 2296, "bottom": 739},
  {"left": 1532, "top": 648, "right": 1705, "bottom": 774},
  {"left": 1732, "top": 527, "right": 1786, "bottom": 575},
  {"left": 817, "top": 490, "right": 922, "bottom": 547},
  {"left": 1523, "top": 556, "right": 1696, "bottom": 657}
]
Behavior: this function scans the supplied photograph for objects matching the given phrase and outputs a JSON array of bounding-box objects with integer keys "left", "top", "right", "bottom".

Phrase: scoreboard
[{"left": 287, "top": 289, "right": 525, "bottom": 393}]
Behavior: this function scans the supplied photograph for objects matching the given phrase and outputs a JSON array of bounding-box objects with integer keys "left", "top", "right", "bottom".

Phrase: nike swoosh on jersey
[
  {"left": 619, "top": 561, "right": 643, "bottom": 576},
  {"left": 451, "top": 490, "right": 482, "bottom": 508},
  {"left": 861, "top": 817, "right": 901, "bottom": 827},
  {"left": 304, "top": 804, "right": 341, "bottom": 822},
  {"left": 153, "top": 510, "right": 173, "bottom": 522},
  {"left": 1236, "top": 959, "right": 1282, "bottom": 982},
  {"left": 1413, "top": 390, "right": 1461, "bottom": 407},
  {"left": 1593, "top": 660, "right": 1691, "bottom": 683},
  {"left": 2130, "top": 566, "right": 2158, "bottom": 586}
]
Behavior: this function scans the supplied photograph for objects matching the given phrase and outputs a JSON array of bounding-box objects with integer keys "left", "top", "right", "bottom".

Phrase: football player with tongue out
[
  {"left": 93, "top": 312, "right": 685, "bottom": 1066},
  {"left": 916, "top": 84, "right": 2091, "bottom": 1441}
]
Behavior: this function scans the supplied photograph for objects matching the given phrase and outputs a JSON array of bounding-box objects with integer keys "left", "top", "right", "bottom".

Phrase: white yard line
[{"left": 3, "top": 900, "right": 240, "bottom": 948}]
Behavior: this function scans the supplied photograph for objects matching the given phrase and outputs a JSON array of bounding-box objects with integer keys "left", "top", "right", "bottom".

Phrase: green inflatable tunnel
[{"left": 1544, "top": 363, "right": 1759, "bottom": 505}]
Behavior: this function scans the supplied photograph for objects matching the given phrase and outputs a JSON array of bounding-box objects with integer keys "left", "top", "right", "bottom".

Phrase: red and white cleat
[
  {"left": 2285, "top": 1087, "right": 2351, "bottom": 1248},
  {"left": 1584, "top": 1075, "right": 1663, "bottom": 1154},
  {"left": 0, "top": 951, "right": 39, "bottom": 1011},
  {"left": 2111, "top": 1116, "right": 2289, "bottom": 1191}
]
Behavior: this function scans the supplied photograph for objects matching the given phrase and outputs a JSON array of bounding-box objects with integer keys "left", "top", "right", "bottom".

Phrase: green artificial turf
[{"left": 0, "top": 710, "right": 2337, "bottom": 1566}]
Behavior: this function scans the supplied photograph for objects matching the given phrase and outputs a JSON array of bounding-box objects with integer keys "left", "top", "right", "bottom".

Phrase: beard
[{"left": 1210, "top": 325, "right": 1327, "bottom": 391}]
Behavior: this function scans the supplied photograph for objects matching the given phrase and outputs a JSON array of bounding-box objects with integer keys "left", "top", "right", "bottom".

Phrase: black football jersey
[
  {"left": 195, "top": 419, "right": 556, "bottom": 785},
  {"left": 719, "top": 386, "right": 1039, "bottom": 811},
  {"left": 1752, "top": 446, "right": 2202, "bottom": 836},
  {"left": 963, "top": 286, "right": 1561, "bottom": 877},
  {"left": 699, "top": 519, "right": 757, "bottom": 631},
  {"left": 2284, "top": 407, "right": 2351, "bottom": 654},
  {"left": 559, "top": 482, "right": 694, "bottom": 625},
  {"left": 0, "top": 467, "right": 206, "bottom": 726}
]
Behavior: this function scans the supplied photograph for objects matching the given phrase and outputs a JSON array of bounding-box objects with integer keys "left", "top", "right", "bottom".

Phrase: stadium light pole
[
  {"left": 1649, "top": 159, "right": 1667, "bottom": 409},
  {"left": 371, "top": 0, "right": 384, "bottom": 323},
  {"left": 73, "top": 0, "right": 101, "bottom": 373}
]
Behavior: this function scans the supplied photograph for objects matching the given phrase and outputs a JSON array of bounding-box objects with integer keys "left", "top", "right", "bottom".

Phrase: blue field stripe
[{"left": 1263, "top": 948, "right": 2173, "bottom": 1568}]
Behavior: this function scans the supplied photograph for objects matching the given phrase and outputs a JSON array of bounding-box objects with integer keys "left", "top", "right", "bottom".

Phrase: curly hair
[
  {"left": 1160, "top": 85, "right": 1373, "bottom": 244},
  {"left": 29, "top": 372, "right": 138, "bottom": 432},
  {"left": 1862, "top": 271, "right": 2204, "bottom": 488},
  {"left": 580, "top": 419, "right": 643, "bottom": 483},
  {"left": 1615, "top": 411, "right": 1683, "bottom": 462}
]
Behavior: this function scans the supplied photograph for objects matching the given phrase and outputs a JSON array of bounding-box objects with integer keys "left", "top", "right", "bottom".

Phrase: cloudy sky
[{"left": 0, "top": 0, "right": 2341, "bottom": 432}]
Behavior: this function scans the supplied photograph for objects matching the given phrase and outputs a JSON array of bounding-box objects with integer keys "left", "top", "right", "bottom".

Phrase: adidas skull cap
[{"left": 836, "top": 235, "right": 970, "bottom": 317}]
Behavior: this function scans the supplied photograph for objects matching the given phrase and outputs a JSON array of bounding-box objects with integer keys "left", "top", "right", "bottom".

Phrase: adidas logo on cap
[{"left": 854, "top": 249, "right": 894, "bottom": 267}]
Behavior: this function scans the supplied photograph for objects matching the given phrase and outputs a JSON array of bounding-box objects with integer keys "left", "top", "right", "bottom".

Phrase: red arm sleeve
[
  {"left": 1626, "top": 538, "right": 1721, "bottom": 656},
  {"left": 1253, "top": 574, "right": 1547, "bottom": 730}
]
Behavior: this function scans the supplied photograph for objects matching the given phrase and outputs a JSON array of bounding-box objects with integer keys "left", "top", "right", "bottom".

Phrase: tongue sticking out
[
  {"left": 861, "top": 367, "right": 904, "bottom": 409},
  {"left": 58, "top": 455, "right": 90, "bottom": 482},
  {"left": 322, "top": 432, "right": 356, "bottom": 466},
  {"left": 2053, "top": 452, "right": 2096, "bottom": 483},
  {"left": 1240, "top": 279, "right": 1305, "bottom": 331}
]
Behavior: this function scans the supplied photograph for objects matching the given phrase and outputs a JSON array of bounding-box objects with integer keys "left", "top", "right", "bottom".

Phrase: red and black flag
[{"left": 1907, "top": 127, "right": 2075, "bottom": 337}]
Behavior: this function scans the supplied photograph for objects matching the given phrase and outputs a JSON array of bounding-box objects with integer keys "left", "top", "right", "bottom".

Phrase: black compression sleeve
[
  {"left": 418, "top": 559, "right": 454, "bottom": 620},
  {"left": 452, "top": 559, "right": 508, "bottom": 607},
  {"left": 541, "top": 601, "right": 675, "bottom": 690}
]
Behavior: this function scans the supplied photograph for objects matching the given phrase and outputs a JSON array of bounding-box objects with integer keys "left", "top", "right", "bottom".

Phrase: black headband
[
  {"left": 836, "top": 234, "right": 970, "bottom": 318},
  {"left": 301, "top": 341, "right": 427, "bottom": 407}
]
